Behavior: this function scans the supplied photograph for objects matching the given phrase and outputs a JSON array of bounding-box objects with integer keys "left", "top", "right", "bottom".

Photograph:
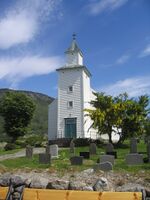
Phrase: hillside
[{"left": 0, "top": 88, "right": 54, "bottom": 141}]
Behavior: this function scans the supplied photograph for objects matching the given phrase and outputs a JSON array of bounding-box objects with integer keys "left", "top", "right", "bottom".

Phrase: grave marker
[
  {"left": 100, "top": 155, "right": 115, "bottom": 165},
  {"left": 130, "top": 138, "right": 137, "bottom": 153},
  {"left": 39, "top": 153, "right": 51, "bottom": 164},
  {"left": 106, "top": 143, "right": 114, "bottom": 153},
  {"left": 80, "top": 152, "right": 90, "bottom": 159},
  {"left": 70, "top": 141, "right": 75, "bottom": 154},
  {"left": 89, "top": 143, "right": 97, "bottom": 155},
  {"left": 50, "top": 144, "right": 58, "bottom": 157},
  {"left": 70, "top": 156, "right": 83, "bottom": 165},
  {"left": 126, "top": 153, "right": 143, "bottom": 165},
  {"left": 26, "top": 146, "right": 33, "bottom": 159},
  {"left": 94, "top": 162, "right": 113, "bottom": 171}
]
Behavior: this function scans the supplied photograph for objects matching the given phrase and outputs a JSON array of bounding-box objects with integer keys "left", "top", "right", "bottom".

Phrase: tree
[
  {"left": 0, "top": 92, "right": 36, "bottom": 142},
  {"left": 85, "top": 92, "right": 123, "bottom": 143},
  {"left": 144, "top": 116, "right": 150, "bottom": 137},
  {"left": 85, "top": 92, "right": 149, "bottom": 144},
  {"left": 115, "top": 94, "right": 150, "bottom": 144}
]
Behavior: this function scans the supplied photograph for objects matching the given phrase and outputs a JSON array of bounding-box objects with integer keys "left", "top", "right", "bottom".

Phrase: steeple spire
[
  {"left": 72, "top": 33, "right": 76, "bottom": 40},
  {"left": 65, "top": 35, "right": 83, "bottom": 66}
]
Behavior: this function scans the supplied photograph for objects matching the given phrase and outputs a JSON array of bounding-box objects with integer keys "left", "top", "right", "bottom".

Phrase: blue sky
[{"left": 0, "top": 0, "right": 150, "bottom": 98}]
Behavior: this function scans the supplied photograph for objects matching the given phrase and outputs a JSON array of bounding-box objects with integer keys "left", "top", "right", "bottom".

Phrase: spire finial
[{"left": 72, "top": 33, "right": 76, "bottom": 40}]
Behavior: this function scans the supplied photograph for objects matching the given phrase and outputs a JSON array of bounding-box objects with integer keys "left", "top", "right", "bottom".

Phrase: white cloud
[
  {"left": 0, "top": 55, "right": 63, "bottom": 88},
  {"left": 140, "top": 44, "right": 150, "bottom": 58},
  {"left": 98, "top": 76, "right": 150, "bottom": 97},
  {"left": 0, "top": 0, "right": 62, "bottom": 49},
  {"left": 87, "top": 0, "right": 128, "bottom": 15},
  {"left": 116, "top": 54, "right": 130, "bottom": 64}
]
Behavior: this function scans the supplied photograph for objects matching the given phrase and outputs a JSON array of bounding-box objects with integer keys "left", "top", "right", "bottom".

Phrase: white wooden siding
[
  {"left": 66, "top": 52, "right": 83, "bottom": 66},
  {"left": 48, "top": 99, "right": 58, "bottom": 140},
  {"left": 82, "top": 72, "right": 98, "bottom": 138},
  {"left": 57, "top": 68, "right": 84, "bottom": 138}
]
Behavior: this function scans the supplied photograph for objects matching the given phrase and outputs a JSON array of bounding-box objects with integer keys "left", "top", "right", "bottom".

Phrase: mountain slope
[{"left": 0, "top": 88, "right": 54, "bottom": 141}]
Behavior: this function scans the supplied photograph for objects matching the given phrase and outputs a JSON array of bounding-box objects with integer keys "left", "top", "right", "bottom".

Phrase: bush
[
  {"left": 74, "top": 138, "right": 90, "bottom": 147},
  {"left": 4, "top": 143, "right": 17, "bottom": 151},
  {"left": 15, "top": 134, "right": 47, "bottom": 148}
]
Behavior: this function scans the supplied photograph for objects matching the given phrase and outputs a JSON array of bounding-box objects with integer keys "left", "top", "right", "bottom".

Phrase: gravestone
[
  {"left": 80, "top": 152, "right": 90, "bottom": 159},
  {"left": 130, "top": 138, "right": 137, "bottom": 153},
  {"left": 45, "top": 145, "right": 50, "bottom": 154},
  {"left": 39, "top": 153, "right": 51, "bottom": 164},
  {"left": 106, "top": 143, "right": 114, "bottom": 153},
  {"left": 26, "top": 146, "right": 33, "bottom": 159},
  {"left": 106, "top": 151, "right": 117, "bottom": 159},
  {"left": 70, "top": 141, "right": 75, "bottom": 154},
  {"left": 89, "top": 143, "right": 97, "bottom": 155},
  {"left": 105, "top": 143, "right": 117, "bottom": 158},
  {"left": 126, "top": 153, "right": 143, "bottom": 165},
  {"left": 50, "top": 144, "right": 58, "bottom": 157},
  {"left": 147, "top": 142, "right": 150, "bottom": 163},
  {"left": 70, "top": 156, "right": 83, "bottom": 165},
  {"left": 99, "top": 155, "right": 115, "bottom": 165},
  {"left": 94, "top": 162, "right": 113, "bottom": 172}
]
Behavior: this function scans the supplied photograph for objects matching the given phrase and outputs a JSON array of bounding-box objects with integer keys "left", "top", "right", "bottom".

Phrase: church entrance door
[{"left": 65, "top": 118, "right": 76, "bottom": 138}]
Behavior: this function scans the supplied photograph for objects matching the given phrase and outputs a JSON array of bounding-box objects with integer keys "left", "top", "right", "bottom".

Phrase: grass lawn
[
  {"left": 0, "top": 148, "right": 21, "bottom": 155},
  {"left": 0, "top": 140, "right": 149, "bottom": 174}
]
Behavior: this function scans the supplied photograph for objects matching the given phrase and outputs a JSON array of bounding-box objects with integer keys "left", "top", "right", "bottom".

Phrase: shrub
[
  {"left": 74, "top": 138, "right": 90, "bottom": 147},
  {"left": 4, "top": 143, "right": 17, "bottom": 151},
  {"left": 15, "top": 134, "right": 47, "bottom": 148}
]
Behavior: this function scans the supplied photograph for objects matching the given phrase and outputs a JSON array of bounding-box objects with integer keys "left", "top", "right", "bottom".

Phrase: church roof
[
  {"left": 65, "top": 37, "right": 83, "bottom": 56},
  {"left": 56, "top": 65, "right": 91, "bottom": 77}
]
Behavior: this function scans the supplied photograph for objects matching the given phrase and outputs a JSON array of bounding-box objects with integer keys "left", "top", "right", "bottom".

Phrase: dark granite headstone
[
  {"left": 39, "top": 153, "right": 51, "bottom": 164},
  {"left": 70, "top": 156, "right": 83, "bottom": 165},
  {"left": 80, "top": 152, "right": 90, "bottom": 159},
  {"left": 26, "top": 146, "right": 33, "bottom": 159},
  {"left": 106, "top": 151, "right": 117, "bottom": 159}
]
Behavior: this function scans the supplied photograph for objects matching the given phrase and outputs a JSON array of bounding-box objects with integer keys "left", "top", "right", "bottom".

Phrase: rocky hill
[{"left": 0, "top": 88, "right": 54, "bottom": 141}]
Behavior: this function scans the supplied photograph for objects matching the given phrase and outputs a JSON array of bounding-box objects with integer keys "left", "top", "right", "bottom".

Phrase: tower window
[
  {"left": 68, "top": 101, "right": 73, "bottom": 108},
  {"left": 68, "top": 86, "right": 73, "bottom": 92}
]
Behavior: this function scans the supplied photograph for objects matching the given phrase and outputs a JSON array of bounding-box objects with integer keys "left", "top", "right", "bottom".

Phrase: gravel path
[{"left": 0, "top": 148, "right": 45, "bottom": 161}]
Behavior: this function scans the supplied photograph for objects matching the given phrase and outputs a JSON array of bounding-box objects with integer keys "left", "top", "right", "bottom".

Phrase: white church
[{"left": 48, "top": 35, "right": 98, "bottom": 141}]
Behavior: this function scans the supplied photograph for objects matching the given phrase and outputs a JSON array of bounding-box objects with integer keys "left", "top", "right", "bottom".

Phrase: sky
[{"left": 0, "top": 0, "right": 150, "bottom": 98}]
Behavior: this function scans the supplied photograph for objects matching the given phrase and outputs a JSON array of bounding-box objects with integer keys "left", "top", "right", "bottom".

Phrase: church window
[
  {"left": 68, "top": 86, "right": 73, "bottom": 92},
  {"left": 68, "top": 101, "right": 73, "bottom": 108}
]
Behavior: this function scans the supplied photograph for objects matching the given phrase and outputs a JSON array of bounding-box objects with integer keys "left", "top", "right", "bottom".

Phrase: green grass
[
  {"left": 0, "top": 141, "right": 149, "bottom": 174},
  {"left": 0, "top": 148, "right": 21, "bottom": 155}
]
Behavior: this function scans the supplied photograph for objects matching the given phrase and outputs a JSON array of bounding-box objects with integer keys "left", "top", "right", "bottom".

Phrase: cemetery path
[{"left": 0, "top": 148, "right": 45, "bottom": 161}]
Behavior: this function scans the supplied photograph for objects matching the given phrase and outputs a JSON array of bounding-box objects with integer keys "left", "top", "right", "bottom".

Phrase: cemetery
[
  {"left": 0, "top": 138, "right": 149, "bottom": 173},
  {"left": 0, "top": 138, "right": 150, "bottom": 199}
]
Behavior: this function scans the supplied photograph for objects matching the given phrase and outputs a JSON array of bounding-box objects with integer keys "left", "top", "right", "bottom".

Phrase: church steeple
[{"left": 65, "top": 34, "right": 83, "bottom": 66}]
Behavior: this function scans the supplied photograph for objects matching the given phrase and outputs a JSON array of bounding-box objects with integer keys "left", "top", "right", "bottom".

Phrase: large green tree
[
  {"left": 85, "top": 92, "right": 149, "bottom": 144},
  {"left": 85, "top": 92, "right": 123, "bottom": 143},
  {"left": 144, "top": 117, "right": 150, "bottom": 137},
  {"left": 0, "top": 92, "right": 36, "bottom": 142},
  {"left": 114, "top": 94, "right": 149, "bottom": 144}
]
